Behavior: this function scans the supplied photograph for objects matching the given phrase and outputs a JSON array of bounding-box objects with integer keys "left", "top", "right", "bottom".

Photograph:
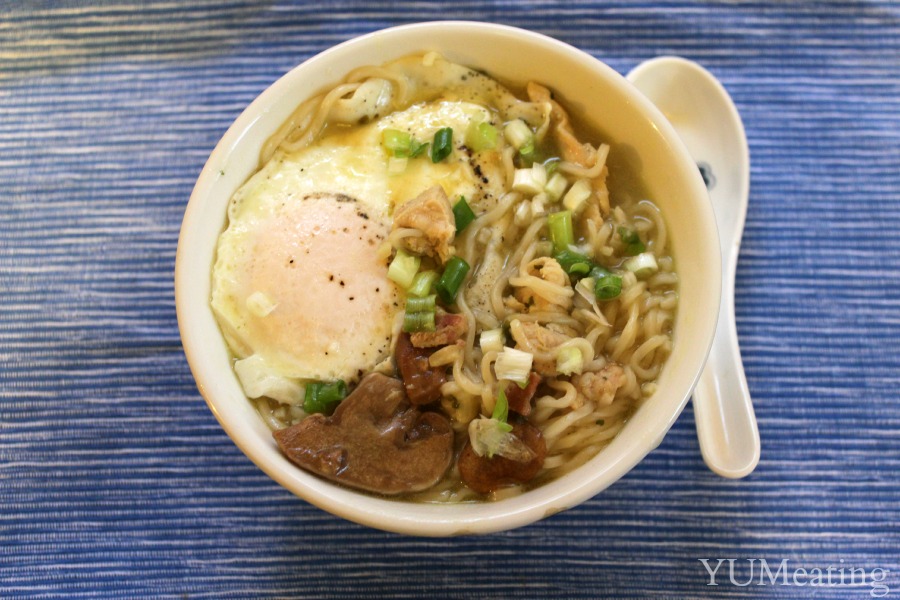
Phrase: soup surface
[{"left": 210, "top": 53, "right": 678, "bottom": 502}]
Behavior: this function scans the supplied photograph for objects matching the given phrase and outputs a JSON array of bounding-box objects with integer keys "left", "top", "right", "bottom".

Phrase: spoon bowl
[{"left": 627, "top": 56, "right": 760, "bottom": 478}]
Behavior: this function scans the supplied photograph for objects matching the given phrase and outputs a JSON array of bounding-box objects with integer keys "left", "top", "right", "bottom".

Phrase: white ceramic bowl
[{"left": 175, "top": 21, "right": 721, "bottom": 536}]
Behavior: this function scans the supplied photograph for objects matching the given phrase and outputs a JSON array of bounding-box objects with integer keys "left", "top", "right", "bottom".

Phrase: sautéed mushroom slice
[{"left": 273, "top": 373, "right": 453, "bottom": 495}]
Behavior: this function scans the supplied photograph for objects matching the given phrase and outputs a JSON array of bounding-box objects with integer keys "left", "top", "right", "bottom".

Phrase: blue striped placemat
[{"left": 1, "top": 1, "right": 898, "bottom": 598}]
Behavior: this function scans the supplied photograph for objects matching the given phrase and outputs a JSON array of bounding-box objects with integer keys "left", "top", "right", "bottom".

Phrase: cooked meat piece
[
  {"left": 574, "top": 363, "right": 626, "bottom": 406},
  {"left": 395, "top": 332, "right": 447, "bottom": 405},
  {"left": 273, "top": 373, "right": 453, "bottom": 495},
  {"left": 505, "top": 372, "right": 542, "bottom": 416},
  {"left": 458, "top": 420, "right": 547, "bottom": 494},
  {"left": 509, "top": 319, "right": 572, "bottom": 376},
  {"left": 410, "top": 311, "right": 468, "bottom": 348},
  {"left": 392, "top": 185, "right": 456, "bottom": 264},
  {"left": 512, "top": 256, "right": 573, "bottom": 314}
]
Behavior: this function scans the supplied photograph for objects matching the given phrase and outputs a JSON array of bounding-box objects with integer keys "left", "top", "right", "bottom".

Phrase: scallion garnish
[
  {"left": 382, "top": 128, "right": 411, "bottom": 157},
  {"left": 479, "top": 328, "right": 505, "bottom": 353},
  {"left": 554, "top": 248, "right": 593, "bottom": 277},
  {"left": 304, "top": 380, "right": 348, "bottom": 415},
  {"left": 435, "top": 256, "right": 470, "bottom": 304},
  {"left": 491, "top": 388, "right": 512, "bottom": 432},
  {"left": 594, "top": 272, "right": 623, "bottom": 300},
  {"left": 409, "top": 139, "right": 429, "bottom": 158},
  {"left": 453, "top": 196, "right": 476, "bottom": 234},
  {"left": 623, "top": 252, "right": 659, "bottom": 278},
  {"left": 547, "top": 210, "right": 574, "bottom": 253},
  {"left": 562, "top": 178, "right": 592, "bottom": 214},
  {"left": 387, "top": 248, "right": 420, "bottom": 289},
  {"left": 494, "top": 346, "right": 533, "bottom": 386},
  {"left": 431, "top": 127, "right": 453, "bottom": 163},
  {"left": 402, "top": 293, "right": 437, "bottom": 333},
  {"left": 402, "top": 310, "right": 436, "bottom": 333},
  {"left": 465, "top": 120, "right": 498, "bottom": 152},
  {"left": 618, "top": 226, "right": 646, "bottom": 256},
  {"left": 556, "top": 345, "right": 584, "bottom": 376},
  {"left": 407, "top": 270, "right": 438, "bottom": 297},
  {"left": 405, "top": 294, "right": 436, "bottom": 314},
  {"left": 504, "top": 119, "right": 535, "bottom": 159}
]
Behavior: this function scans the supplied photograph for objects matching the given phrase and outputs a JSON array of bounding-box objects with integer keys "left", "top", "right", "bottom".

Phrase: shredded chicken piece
[
  {"left": 512, "top": 257, "right": 573, "bottom": 314},
  {"left": 573, "top": 364, "right": 626, "bottom": 406},
  {"left": 509, "top": 319, "right": 572, "bottom": 376},
  {"left": 580, "top": 167, "right": 611, "bottom": 224},
  {"left": 392, "top": 186, "right": 456, "bottom": 264}
]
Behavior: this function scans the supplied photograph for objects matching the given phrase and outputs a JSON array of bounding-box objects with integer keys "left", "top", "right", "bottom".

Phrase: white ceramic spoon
[{"left": 627, "top": 56, "right": 760, "bottom": 478}]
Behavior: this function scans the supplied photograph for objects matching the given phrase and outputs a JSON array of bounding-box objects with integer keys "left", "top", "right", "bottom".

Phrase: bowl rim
[{"left": 175, "top": 20, "right": 720, "bottom": 536}]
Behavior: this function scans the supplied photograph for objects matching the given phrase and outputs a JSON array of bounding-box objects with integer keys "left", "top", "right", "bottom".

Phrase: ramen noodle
[{"left": 210, "top": 52, "right": 678, "bottom": 502}]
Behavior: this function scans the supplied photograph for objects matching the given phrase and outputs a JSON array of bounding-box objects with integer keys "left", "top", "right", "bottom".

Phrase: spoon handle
[{"left": 692, "top": 269, "right": 760, "bottom": 478}]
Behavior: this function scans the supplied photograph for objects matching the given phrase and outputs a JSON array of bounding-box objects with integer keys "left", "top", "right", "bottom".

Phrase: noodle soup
[{"left": 210, "top": 52, "right": 677, "bottom": 502}]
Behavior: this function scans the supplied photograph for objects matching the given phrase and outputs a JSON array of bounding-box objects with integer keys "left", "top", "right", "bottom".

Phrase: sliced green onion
[
  {"left": 402, "top": 310, "right": 436, "bottom": 333},
  {"left": 531, "top": 193, "right": 547, "bottom": 216},
  {"left": 494, "top": 347, "right": 533, "bottom": 385},
  {"left": 562, "top": 178, "right": 592, "bottom": 214},
  {"left": 431, "top": 127, "right": 453, "bottom": 163},
  {"left": 556, "top": 345, "right": 584, "bottom": 376},
  {"left": 465, "top": 120, "right": 498, "bottom": 152},
  {"left": 387, "top": 248, "right": 420, "bottom": 289},
  {"left": 492, "top": 387, "right": 510, "bottom": 423},
  {"left": 547, "top": 210, "right": 574, "bottom": 253},
  {"left": 618, "top": 226, "right": 646, "bottom": 255},
  {"left": 408, "top": 270, "right": 438, "bottom": 297},
  {"left": 569, "top": 262, "right": 591, "bottom": 276},
  {"left": 480, "top": 328, "right": 505, "bottom": 353},
  {"left": 594, "top": 272, "right": 623, "bottom": 300},
  {"left": 403, "top": 293, "right": 437, "bottom": 332},
  {"left": 589, "top": 265, "right": 612, "bottom": 279},
  {"left": 405, "top": 294, "right": 436, "bottom": 314},
  {"left": 624, "top": 252, "right": 659, "bottom": 278},
  {"left": 512, "top": 168, "right": 542, "bottom": 195},
  {"left": 554, "top": 249, "right": 593, "bottom": 277},
  {"left": 453, "top": 196, "right": 476, "bottom": 234},
  {"left": 382, "top": 128, "right": 411, "bottom": 157},
  {"left": 544, "top": 172, "right": 569, "bottom": 201},
  {"left": 436, "top": 256, "right": 470, "bottom": 304},
  {"left": 535, "top": 240, "right": 554, "bottom": 257},
  {"left": 304, "top": 380, "right": 348, "bottom": 415},
  {"left": 409, "top": 139, "right": 429, "bottom": 158},
  {"left": 468, "top": 417, "right": 514, "bottom": 458},
  {"left": 504, "top": 118, "right": 535, "bottom": 158},
  {"left": 531, "top": 162, "right": 547, "bottom": 187}
]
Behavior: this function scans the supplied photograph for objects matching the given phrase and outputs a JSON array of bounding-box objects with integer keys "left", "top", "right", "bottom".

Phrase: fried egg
[{"left": 212, "top": 99, "right": 506, "bottom": 405}]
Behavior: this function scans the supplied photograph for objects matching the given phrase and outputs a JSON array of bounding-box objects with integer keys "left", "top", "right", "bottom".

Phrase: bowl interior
[{"left": 175, "top": 21, "right": 720, "bottom": 536}]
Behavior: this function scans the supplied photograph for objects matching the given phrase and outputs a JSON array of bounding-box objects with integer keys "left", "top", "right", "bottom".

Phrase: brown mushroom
[
  {"left": 273, "top": 373, "right": 454, "bottom": 495},
  {"left": 458, "top": 420, "right": 547, "bottom": 494}
]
